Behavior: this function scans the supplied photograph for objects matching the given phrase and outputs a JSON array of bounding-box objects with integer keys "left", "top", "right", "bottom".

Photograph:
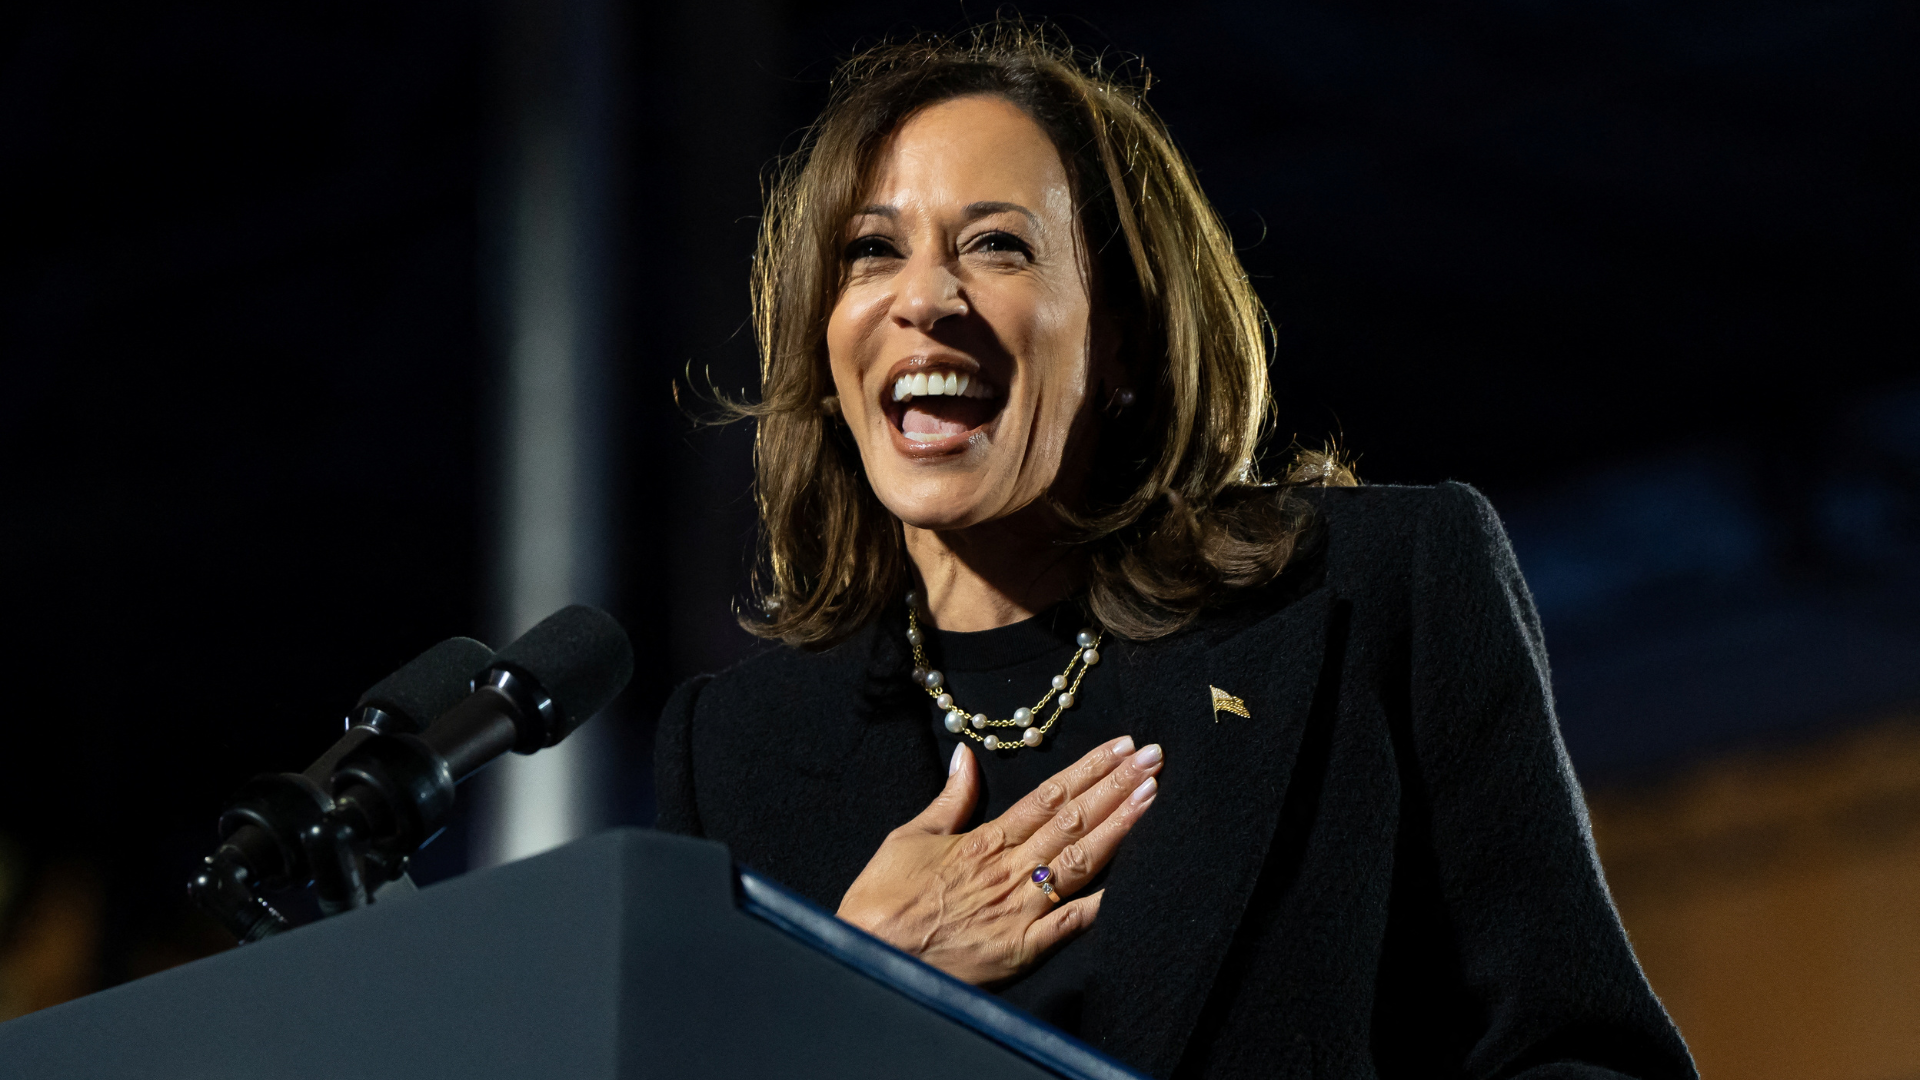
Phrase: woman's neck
[{"left": 903, "top": 512, "right": 1081, "bottom": 632}]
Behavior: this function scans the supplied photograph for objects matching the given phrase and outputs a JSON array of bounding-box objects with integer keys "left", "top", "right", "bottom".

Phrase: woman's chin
[{"left": 872, "top": 474, "right": 1011, "bottom": 533}]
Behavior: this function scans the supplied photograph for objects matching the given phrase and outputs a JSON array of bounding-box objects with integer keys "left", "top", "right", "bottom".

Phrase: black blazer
[{"left": 654, "top": 483, "right": 1695, "bottom": 1080}]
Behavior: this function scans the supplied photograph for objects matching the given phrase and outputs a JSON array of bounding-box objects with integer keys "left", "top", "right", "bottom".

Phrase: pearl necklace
[{"left": 904, "top": 591, "right": 1104, "bottom": 751}]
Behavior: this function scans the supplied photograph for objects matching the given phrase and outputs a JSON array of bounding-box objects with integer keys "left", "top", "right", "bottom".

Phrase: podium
[{"left": 0, "top": 829, "right": 1145, "bottom": 1079}]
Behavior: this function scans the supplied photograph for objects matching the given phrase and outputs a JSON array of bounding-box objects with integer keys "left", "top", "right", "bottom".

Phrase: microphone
[
  {"left": 326, "top": 636, "right": 501, "bottom": 776},
  {"left": 189, "top": 637, "right": 495, "bottom": 942},
  {"left": 305, "top": 605, "right": 633, "bottom": 915}
]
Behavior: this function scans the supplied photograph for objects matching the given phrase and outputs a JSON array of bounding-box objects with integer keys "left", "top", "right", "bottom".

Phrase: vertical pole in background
[{"left": 478, "top": 0, "right": 619, "bottom": 868}]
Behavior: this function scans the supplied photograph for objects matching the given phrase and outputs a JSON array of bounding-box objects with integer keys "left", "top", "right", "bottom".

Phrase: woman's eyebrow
[
  {"left": 845, "top": 201, "right": 1038, "bottom": 227},
  {"left": 964, "top": 200, "right": 1038, "bottom": 227}
]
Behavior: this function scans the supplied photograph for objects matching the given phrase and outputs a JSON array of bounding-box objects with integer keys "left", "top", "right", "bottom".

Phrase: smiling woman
[
  {"left": 657, "top": 24, "right": 1696, "bottom": 1080},
  {"left": 740, "top": 31, "right": 1306, "bottom": 645},
  {"left": 827, "top": 93, "right": 1118, "bottom": 630}
]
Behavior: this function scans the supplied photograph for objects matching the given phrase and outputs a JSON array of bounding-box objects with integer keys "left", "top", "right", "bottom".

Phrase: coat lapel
[{"left": 1083, "top": 584, "right": 1336, "bottom": 1076}]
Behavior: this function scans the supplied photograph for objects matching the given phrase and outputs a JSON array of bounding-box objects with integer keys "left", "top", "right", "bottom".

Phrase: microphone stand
[
  {"left": 188, "top": 772, "right": 334, "bottom": 942},
  {"left": 189, "top": 702, "right": 455, "bottom": 940}
]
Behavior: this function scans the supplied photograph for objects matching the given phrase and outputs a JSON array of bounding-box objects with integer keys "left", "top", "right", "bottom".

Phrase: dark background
[{"left": 2, "top": 0, "right": 1915, "bottom": 993}]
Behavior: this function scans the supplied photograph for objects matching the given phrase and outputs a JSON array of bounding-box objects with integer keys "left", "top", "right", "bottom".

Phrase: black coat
[{"left": 654, "top": 483, "right": 1696, "bottom": 1080}]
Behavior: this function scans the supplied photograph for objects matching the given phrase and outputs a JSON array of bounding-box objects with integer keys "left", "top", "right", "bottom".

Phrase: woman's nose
[{"left": 892, "top": 252, "right": 969, "bottom": 329}]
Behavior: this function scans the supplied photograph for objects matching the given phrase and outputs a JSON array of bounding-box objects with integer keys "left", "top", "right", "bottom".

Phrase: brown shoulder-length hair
[{"left": 733, "top": 23, "right": 1355, "bottom": 648}]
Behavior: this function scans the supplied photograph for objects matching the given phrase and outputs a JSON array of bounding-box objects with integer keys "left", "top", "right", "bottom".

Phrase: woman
[{"left": 656, "top": 27, "right": 1694, "bottom": 1080}]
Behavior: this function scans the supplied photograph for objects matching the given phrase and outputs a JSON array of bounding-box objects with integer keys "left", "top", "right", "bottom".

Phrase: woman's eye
[
  {"left": 969, "top": 231, "right": 1032, "bottom": 257},
  {"left": 845, "top": 235, "right": 900, "bottom": 261}
]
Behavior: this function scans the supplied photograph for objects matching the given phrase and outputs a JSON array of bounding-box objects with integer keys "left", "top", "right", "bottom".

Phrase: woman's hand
[{"left": 836, "top": 736, "right": 1163, "bottom": 985}]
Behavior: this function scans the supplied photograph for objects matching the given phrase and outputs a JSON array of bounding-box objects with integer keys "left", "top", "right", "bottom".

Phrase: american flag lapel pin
[{"left": 1210, "top": 685, "right": 1250, "bottom": 721}]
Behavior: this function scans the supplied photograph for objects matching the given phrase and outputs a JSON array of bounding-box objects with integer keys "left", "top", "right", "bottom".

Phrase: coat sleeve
[
  {"left": 1409, "top": 482, "right": 1694, "bottom": 1079},
  {"left": 653, "top": 674, "right": 712, "bottom": 836}
]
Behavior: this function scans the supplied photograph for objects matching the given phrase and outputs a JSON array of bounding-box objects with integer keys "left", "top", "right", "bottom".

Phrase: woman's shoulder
[
  {"left": 1294, "top": 479, "right": 1509, "bottom": 579},
  {"left": 665, "top": 620, "right": 888, "bottom": 717},
  {"left": 1295, "top": 479, "right": 1496, "bottom": 539},
  {"left": 1182, "top": 481, "right": 1513, "bottom": 642},
  {"left": 655, "top": 627, "right": 890, "bottom": 835}
]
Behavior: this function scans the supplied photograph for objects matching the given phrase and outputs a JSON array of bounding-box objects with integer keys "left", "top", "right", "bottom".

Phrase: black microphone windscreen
[
  {"left": 494, "top": 605, "right": 634, "bottom": 741},
  {"left": 354, "top": 636, "right": 496, "bottom": 733}
]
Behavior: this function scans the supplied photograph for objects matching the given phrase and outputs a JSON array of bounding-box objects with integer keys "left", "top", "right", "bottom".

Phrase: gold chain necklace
[{"left": 905, "top": 593, "right": 1104, "bottom": 752}]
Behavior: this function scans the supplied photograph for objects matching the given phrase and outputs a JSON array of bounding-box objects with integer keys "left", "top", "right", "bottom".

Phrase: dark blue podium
[{"left": 0, "top": 829, "right": 1144, "bottom": 1079}]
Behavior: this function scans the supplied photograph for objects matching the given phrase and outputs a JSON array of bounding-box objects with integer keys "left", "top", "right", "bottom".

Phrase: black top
[
  {"left": 655, "top": 483, "right": 1697, "bottom": 1080},
  {"left": 917, "top": 605, "right": 1130, "bottom": 1030}
]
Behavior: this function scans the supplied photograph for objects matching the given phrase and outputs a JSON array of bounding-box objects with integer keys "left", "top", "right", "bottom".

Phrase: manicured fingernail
[
  {"left": 1131, "top": 743, "right": 1162, "bottom": 769},
  {"left": 949, "top": 743, "right": 967, "bottom": 776},
  {"left": 1130, "top": 776, "right": 1158, "bottom": 805},
  {"left": 1112, "top": 736, "right": 1136, "bottom": 756}
]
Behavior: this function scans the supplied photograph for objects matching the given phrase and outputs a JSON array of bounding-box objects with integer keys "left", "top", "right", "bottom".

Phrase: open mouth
[{"left": 883, "top": 367, "right": 1002, "bottom": 450}]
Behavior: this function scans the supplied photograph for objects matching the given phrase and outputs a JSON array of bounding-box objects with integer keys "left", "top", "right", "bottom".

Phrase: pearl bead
[
  {"left": 971, "top": 713, "right": 987, "bottom": 729},
  {"left": 1076, "top": 629, "right": 1096, "bottom": 648},
  {"left": 1059, "top": 692, "right": 1076, "bottom": 709},
  {"left": 944, "top": 710, "right": 965, "bottom": 732},
  {"left": 1013, "top": 707, "right": 1033, "bottom": 727},
  {"left": 935, "top": 693, "right": 953, "bottom": 710},
  {"left": 905, "top": 590, "right": 919, "bottom": 608},
  {"left": 906, "top": 627, "right": 923, "bottom": 646},
  {"left": 983, "top": 735, "right": 1000, "bottom": 751},
  {"left": 924, "top": 670, "right": 943, "bottom": 689},
  {"left": 912, "top": 667, "right": 927, "bottom": 684},
  {"left": 1051, "top": 674, "right": 1067, "bottom": 690},
  {"left": 1082, "top": 648, "right": 1100, "bottom": 666},
  {"left": 1022, "top": 727, "right": 1044, "bottom": 747}
]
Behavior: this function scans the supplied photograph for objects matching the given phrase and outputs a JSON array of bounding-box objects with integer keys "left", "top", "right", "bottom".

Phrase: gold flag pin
[{"left": 1210, "top": 685, "right": 1250, "bottom": 721}]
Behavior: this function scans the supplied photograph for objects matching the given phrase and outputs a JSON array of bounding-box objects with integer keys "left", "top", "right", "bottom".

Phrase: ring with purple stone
[{"left": 1030, "top": 865, "right": 1060, "bottom": 904}]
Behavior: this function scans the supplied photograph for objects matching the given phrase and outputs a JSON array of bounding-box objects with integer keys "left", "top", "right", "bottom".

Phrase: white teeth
[
  {"left": 904, "top": 431, "right": 942, "bottom": 443},
  {"left": 890, "top": 369, "right": 994, "bottom": 402}
]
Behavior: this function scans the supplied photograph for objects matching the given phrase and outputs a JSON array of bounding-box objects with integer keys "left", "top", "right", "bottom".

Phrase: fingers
[
  {"left": 994, "top": 736, "right": 1138, "bottom": 845},
  {"left": 1018, "top": 743, "right": 1163, "bottom": 891},
  {"left": 904, "top": 743, "right": 978, "bottom": 836},
  {"left": 1034, "top": 772, "right": 1157, "bottom": 897},
  {"left": 1022, "top": 889, "right": 1104, "bottom": 962}
]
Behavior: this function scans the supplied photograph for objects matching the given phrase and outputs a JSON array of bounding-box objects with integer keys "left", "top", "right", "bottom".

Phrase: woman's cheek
[{"left": 826, "top": 307, "right": 875, "bottom": 415}]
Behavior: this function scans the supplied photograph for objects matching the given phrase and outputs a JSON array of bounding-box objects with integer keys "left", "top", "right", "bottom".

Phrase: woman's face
[{"left": 826, "top": 94, "right": 1116, "bottom": 533}]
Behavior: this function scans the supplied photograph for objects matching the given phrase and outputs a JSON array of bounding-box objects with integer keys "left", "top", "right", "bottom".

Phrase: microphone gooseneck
[{"left": 188, "top": 636, "right": 495, "bottom": 942}]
